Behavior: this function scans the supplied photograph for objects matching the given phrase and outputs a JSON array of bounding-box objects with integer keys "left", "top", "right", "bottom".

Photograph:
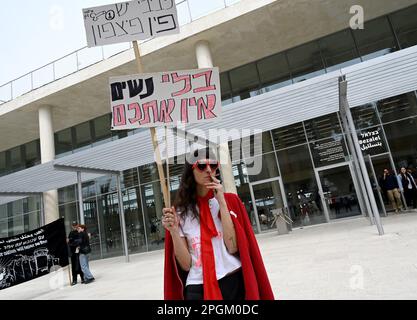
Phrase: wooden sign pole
[{"left": 132, "top": 41, "right": 171, "bottom": 208}]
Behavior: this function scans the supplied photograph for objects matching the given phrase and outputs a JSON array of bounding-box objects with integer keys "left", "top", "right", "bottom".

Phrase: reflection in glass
[
  {"left": 0, "top": 152, "right": 6, "bottom": 176},
  {"left": 74, "top": 121, "right": 92, "bottom": 150},
  {"left": 241, "top": 132, "right": 273, "bottom": 159},
  {"left": 318, "top": 165, "right": 361, "bottom": 219},
  {"left": 141, "top": 182, "right": 165, "bottom": 251},
  {"left": 366, "top": 154, "right": 396, "bottom": 214},
  {"left": 96, "top": 176, "right": 117, "bottom": 195},
  {"left": 55, "top": 128, "right": 73, "bottom": 157},
  {"left": 245, "top": 152, "right": 279, "bottom": 183},
  {"left": 22, "top": 196, "right": 40, "bottom": 232},
  {"left": 271, "top": 122, "right": 306, "bottom": 150},
  {"left": 377, "top": 93, "right": 417, "bottom": 123},
  {"left": 384, "top": 117, "right": 417, "bottom": 169},
  {"left": 92, "top": 114, "right": 112, "bottom": 146},
  {"left": 229, "top": 63, "right": 261, "bottom": 102},
  {"left": 83, "top": 198, "right": 103, "bottom": 260},
  {"left": 59, "top": 202, "right": 79, "bottom": 233},
  {"left": 304, "top": 113, "right": 342, "bottom": 141},
  {"left": 351, "top": 104, "right": 379, "bottom": 129},
  {"left": 24, "top": 140, "right": 40, "bottom": 168},
  {"left": 232, "top": 162, "right": 254, "bottom": 232},
  {"left": 97, "top": 193, "right": 123, "bottom": 258},
  {"left": 390, "top": 4, "right": 417, "bottom": 49},
  {"left": 286, "top": 41, "right": 325, "bottom": 83},
  {"left": 139, "top": 163, "right": 159, "bottom": 184},
  {"left": 58, "top": 185, "right": 76, "bottom": 204},
  {"left": 9, "top": 146, "right": 23, "bottom": 172},
  {"left": 319, "top": 29, "right": 361, "bottom": 71},
  {"left": 257, "top": 52, "right": 292, "bottom": 91},
  {"left": 0, "top": 205, "right": 8, "bottom": 237},
  {"left": 124, "top": 187, "right": 146, "bottom": 253},
  {"left": 122, "top": 168, "right": 139, "bottom": 189},
  {"left": 252, "top": 181, "right": 284, "bottom": 232},
  {"left": 277, "top": 145, "right": 325, "bottom": 227},
  {"left": 220, "top": 72, "right": 233, "bottom": 106},
  {"left": 352, "top": 17, "right": 398, "bottom": 61},
  {"left": 82, "top": 181, "right": 96, "bottom": 199}
]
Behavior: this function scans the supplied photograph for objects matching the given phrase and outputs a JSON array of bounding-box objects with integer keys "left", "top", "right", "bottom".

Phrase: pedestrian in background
[
  {"left": 67, "top": 222, "right": 84, "bottom": 285},
  {"left": 379, "top": 168, "right": 403, "bottom": 213},
  {"left": 75, "top": 224, "right": 95, "bottom": 284},
  {"left": 398, "top": 167, "right": 417, "bottom": 209}
]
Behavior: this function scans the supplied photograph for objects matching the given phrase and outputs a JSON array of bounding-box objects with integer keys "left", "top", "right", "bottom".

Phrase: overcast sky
[{"left": 0, "top": 0, "right": 119, "bottom": 85}]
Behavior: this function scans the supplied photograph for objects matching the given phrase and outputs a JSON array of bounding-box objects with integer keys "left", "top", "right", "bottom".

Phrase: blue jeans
[{"left": 79, "top": 254, "right": 94, "bottom": 280}]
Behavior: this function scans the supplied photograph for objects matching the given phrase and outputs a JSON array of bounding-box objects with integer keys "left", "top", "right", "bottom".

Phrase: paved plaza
[{"left": 2, "top": 212, "right": 417, "bottom": 300}]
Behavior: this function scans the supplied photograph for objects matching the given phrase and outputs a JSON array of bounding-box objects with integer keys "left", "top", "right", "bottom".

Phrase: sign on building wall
[
  {"left": 110, "top": 67, "right": 221, "bottom": 129},
  {"left": 311, "top": 138, "right": 347, "bottom": 167},
  {"left": 357, "top": 127, "right": 387, "bottom": 156},
  {"left": 0, "top": 219, "right": 69, "bottom": 290},
  {"left": 82, "top": 0, "right": 179, "bottom": 47}
]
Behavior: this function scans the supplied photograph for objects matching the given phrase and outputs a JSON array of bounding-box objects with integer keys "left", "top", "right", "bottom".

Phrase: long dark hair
[{"left": 174, "top": 146, "right": 218, "bottom": 221}]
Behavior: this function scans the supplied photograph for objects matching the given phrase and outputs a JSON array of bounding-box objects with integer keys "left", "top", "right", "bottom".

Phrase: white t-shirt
[{"left": 178, "top": 197, "right": 242, "bottom": 286}]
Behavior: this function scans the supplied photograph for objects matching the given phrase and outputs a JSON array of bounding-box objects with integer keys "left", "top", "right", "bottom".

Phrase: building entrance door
[
  {"left": 316, "top": 162, "right": 362, "bottom": 221},
  {"left": 249, "top": 178, "right": 288, "bottom": 233},
  {"left": 365, "top": 153, "right": 406, "bottom": 214}
]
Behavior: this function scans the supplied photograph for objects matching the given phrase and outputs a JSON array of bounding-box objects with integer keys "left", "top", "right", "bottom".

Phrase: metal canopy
[
  {"left": 53, "top": 127, "right": 203, "bottom": 173},
  {"left": 0, "top": 161, "right": 104, "bottom": 205}
]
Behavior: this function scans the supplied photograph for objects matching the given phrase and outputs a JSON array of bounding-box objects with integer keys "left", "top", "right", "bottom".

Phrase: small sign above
[{"left": 82, "top": 0, "right": 179, "bottom": 47}]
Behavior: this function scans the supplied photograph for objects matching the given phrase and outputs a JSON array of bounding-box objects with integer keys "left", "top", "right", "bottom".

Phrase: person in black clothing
[
  {"left": 67, "top": 222, "right": 84, "bottom": 285},
  {"left": 379, "top": 168, "right": 403, "bottom": 213},
  {"left": 74, "top": 224, "right": 95, "bottom": 284},
  {"left": 398, "top": 167, "right": 417, "bottom": 209}
]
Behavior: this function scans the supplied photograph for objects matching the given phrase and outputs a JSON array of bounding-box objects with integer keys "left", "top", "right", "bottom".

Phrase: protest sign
[
  {"left": 0, "top": 219, "right": 69, "bottom": 290},
  {"left": 110, "top": 67, "right": 221, "bottom": 129},
  {"left": 83, "top": 0, "right": 179, "bottom": 47}
]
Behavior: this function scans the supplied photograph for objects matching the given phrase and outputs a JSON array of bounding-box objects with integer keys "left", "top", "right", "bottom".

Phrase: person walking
[
  {"left": 163, "top": 147, "right": 274, "bottom": 300},
  {"left": 379, "top": 168, "right": 403, "bottom": 213},
  {"left": 398, "top": 167, "right": 417, "bottom": 209},
  {"left": 75, "top": 224, "right": 95, "bottom": 284},
  {"left": 67, "top": 222, "right": 84, "bottom": 285}
]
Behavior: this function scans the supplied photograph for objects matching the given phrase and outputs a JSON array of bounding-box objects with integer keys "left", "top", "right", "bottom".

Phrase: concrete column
[
  {"left": 195, "top": 40, "right": 237, "bottom": 194},
  {"left": 38, "top": 105, "right": 59, "bottom": 224},
  {"left": 151, "top": 168, "right": 164, "bottom": 242}
]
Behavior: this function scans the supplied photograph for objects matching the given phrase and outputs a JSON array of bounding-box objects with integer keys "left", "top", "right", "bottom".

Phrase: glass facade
[{"left": 1, "top": 4, "right": 417, "bottom": 260}]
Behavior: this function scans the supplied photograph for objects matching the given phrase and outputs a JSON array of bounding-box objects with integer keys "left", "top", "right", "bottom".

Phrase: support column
[
  {"left": 38, "top": 105, "right": 59, "bottom": 224},
  {"left": 77, "top": 172, "right": 85, "bottom": 225},
  {"left": 151, "top": 167, "right": 164, "bottom": 243},
  {"left": 195, "top": 40, "right": 237, "bottom": 194},
  {"left": 116, "top": 174, "right": 129, "bottom": 262},
  {"left": 339, "top": 78, "right": 384, "bottom": 235}
]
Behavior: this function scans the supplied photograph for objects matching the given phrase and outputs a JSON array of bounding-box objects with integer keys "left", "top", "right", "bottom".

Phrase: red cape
[{"left": 164, "top": 192, "right": 275, "bottom": 300}]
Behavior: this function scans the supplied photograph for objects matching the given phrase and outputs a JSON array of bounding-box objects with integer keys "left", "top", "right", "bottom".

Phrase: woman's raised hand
[{"left": 162, "top": 207, "right": 179, "bottom": 233}]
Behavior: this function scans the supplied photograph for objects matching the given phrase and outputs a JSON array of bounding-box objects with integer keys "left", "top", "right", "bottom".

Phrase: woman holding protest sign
[{"left": 163, "top": 146, "right": 274, "bottom": 300}]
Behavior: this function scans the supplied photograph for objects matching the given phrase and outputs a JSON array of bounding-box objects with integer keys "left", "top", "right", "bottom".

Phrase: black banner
[{"left": 0, "top": 218, "right": 69, "bottom": 290}]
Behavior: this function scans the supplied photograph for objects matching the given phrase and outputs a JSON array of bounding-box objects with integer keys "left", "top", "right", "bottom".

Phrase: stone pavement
[{"left": 1, "top": 212, "right": 417, "bottom": 300}]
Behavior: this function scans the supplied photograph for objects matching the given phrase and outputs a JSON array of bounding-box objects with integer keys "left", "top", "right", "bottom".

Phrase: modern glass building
[{"left": 1, "top": 0, "right": 417, "bottom": 260}]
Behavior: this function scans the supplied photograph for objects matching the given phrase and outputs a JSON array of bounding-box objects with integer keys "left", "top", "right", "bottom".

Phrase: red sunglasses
[{"left": 192, "top": 159, "right": 220, "bottom": 172}]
